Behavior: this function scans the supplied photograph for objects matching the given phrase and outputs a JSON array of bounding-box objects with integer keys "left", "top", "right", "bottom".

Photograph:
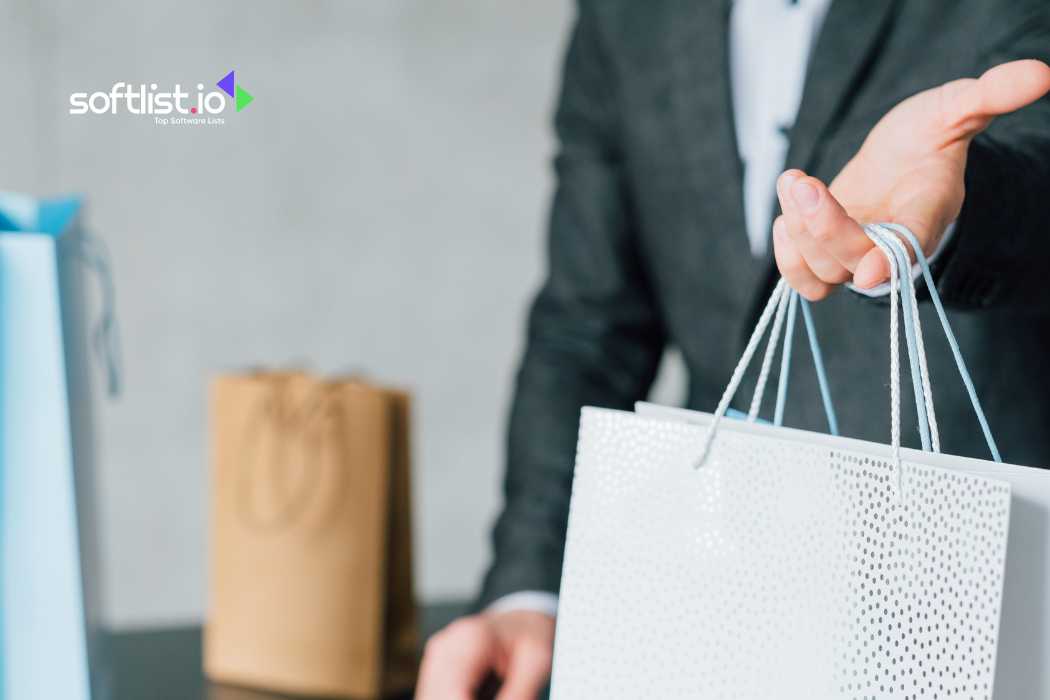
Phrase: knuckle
[
  {"left": 778, "top": 257, "right": 806, "bottom": 278},
  {"left": 516, "top": 636, "right": 552, "bottom": 661},
  {"left": 772, "top": 215, "right": 787, "bottom": 238},
  {"left": 810, "top": 225, "right": 836, "bottom": 243},
  {"left": 800, "top": 282, "right": 830, "bottom": 302},
  {"left": 430, "top": 616, "right": 481, "bottom": 648},
  {"left": 813, "top": 266, "right": 850, "bottom": 285},
  {"left": 422, "top": 633, "right": 446, "bottom": 657},
  {"left": 446, "top": 616, "right": 482, "bottom": 638}
]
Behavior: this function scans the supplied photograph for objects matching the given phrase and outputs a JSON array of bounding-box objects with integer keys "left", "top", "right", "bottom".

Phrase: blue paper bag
[{"left": 0, "top": 193, "right": 119, "bottom": 700}]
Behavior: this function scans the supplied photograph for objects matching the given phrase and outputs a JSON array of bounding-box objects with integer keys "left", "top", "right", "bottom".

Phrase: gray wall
[{"left": 1, "top": 0, "right": 685, "bottom": 629}]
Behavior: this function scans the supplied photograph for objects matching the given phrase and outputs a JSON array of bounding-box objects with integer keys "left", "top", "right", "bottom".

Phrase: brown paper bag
[{"left": 204, "top": 372, "right": 418, "bottom": 698}]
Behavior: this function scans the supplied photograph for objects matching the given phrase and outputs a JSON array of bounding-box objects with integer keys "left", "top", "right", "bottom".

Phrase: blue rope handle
[
  {"left": 761, "top": 223, "right": 999, "bottom": 465},
  {"left": 74, "top": 232, "right": 123, "bottom": 398},
  {"left": 700, "top": 221, "right": 1001, "bottom": 467},
  {"left": 773, "top": 290, "right": 797, "bottom": 428},
  {"left": 769, "top": 223, "right": 1000, "bottom": 462},
  {"left": 770, "top": 292, "right": 839, "bottom": 435},
  {"left": 880, "top": 228, "right": 934, "bottom": 451},
  {"left": 879, "top": 223, "right": 1001, "bottom": 462},
  {"left": 798, "top": 297, "right": 839, "bottom": 436}
]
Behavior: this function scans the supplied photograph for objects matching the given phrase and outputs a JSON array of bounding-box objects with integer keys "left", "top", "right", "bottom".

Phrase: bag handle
[
  {"left": 880, "top": 223, "right": 1001, "bottom": 462},
  {"left": 742, "top": 287, "right": 839, "bottom": 435},
  {"left": 772, "top": 290, "right": 800, "bottom": 428},
  {"left": 73, "top": 232, "right": 123, "bottom": 398},
  {"left": 799, "top": 296, "right": 839, "bottom": 435},
  {"left": 875, "top": 226, "right": 938, "bottom": 452},
  {"left": 236, "top": 380, "right": 349, "bottom": 533},
  {"left": 697, "top": 227, "right": 907, "bottom": 476},
  {"left": 747, "top": 279, "right": 792, "bottom": 421},
  {"left": 697, "top": 222, "right": 1001, "bottom": 469},
  {"left": 743, "top": 285, "right": 839, "bottom": 432},
  {"left": 760, "top": 289, "right": 839, "bottom": 432},
  {"left": 760, "top": 227, "right": 938, "bottom": 453},
  {"left": 867, "top": 223, "right": 1001, "bottom": 462}
]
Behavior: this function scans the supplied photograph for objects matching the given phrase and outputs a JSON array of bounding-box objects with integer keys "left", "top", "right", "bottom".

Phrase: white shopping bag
[
  {"left": 0, "top": 194, "right": 120, "bottom": 700},
  {"left": 551, "top": 225, "right": 1042, "bottom": 699}
]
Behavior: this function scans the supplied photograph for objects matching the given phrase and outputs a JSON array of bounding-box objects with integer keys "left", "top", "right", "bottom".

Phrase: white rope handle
[
  {"left": 694, "top": 278, "right": 788, "bottom": 467},
  {"left": 873, "top": 225, "right": 941, "bottom": 452},
  {"left": 697, "top": 224, "right": 949, "bottom": 488},
  {"left": 748, "top": 284, "right": 792, "bottom": 421},
  {"left": 882, "top": 223, "right": 1001, "bottom": 461},
  {"left": 860, "top": 225, "right": 903, "bottom": 472}
]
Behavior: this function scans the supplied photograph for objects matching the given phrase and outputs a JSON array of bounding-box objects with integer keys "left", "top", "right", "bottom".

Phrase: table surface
[{"left": 107, "top": 602, "right": 465, "bottom": 700}]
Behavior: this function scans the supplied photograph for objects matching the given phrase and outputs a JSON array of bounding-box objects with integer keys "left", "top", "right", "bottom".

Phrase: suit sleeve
[
  {"left": 936, "top": 1, "right": 1050, "bottom": 310},
  {"left": 476, "top": 4, "right": 666, "bottom": 608}
]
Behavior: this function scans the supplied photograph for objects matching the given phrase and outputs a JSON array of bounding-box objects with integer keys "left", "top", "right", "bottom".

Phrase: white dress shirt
[
  {"left": 731, "top": 0, "right": 833, "bottom": 255},
  {"left": 490, "top": 0, "right": 946, "bottom": 617}
]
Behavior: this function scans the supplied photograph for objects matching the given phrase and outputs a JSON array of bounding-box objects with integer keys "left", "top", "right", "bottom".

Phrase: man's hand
[
  {"left": 415, "top": 610, "right": 555, "bottom": 700},
  {"left": 773, "top": 59, "right": 1050, "bottom": 300}
]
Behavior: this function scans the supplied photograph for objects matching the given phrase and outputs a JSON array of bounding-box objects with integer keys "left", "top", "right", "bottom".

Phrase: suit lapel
[
  {"left": 667, "top": 0, "right": 761, "bottom": 289},
  {"left": 752, "top": 0, "right": 899, "bottom": 329},
  {"left": 785, "top": 0, "right": 899, "bottom": 173},
  {"left": 664, "top": 0, "right": 899, "bottom": 329}
]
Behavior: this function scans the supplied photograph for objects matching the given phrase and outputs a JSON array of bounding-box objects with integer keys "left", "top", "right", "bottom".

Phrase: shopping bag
[
  {"left": 550, "top": 224, "right": 1036, "bottom": 699},
  {"left": 0, "top": 193, "right": 120, "bottom": 700},
  {"left": 205, "top": 371, "right": 418, "bottom": 698}
]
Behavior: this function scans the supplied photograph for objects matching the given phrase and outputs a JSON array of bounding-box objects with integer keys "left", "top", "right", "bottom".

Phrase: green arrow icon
[{"left": 235, "top": 85, "right": 254, "bottom": 112}]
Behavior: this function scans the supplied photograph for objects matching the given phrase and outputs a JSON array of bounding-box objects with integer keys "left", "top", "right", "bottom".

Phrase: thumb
[
  {"left": 494, "top": 639, "right": 552, "bottom": 700},
  {"left": 945, "top": 59, "right": 1050, "bottom": 136}
]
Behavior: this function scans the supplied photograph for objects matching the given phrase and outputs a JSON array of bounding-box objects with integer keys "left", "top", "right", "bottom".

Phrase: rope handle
[
  {"left": 755, "top": 290, "right": 839, "bottom": 435},
  {"left": 704, "top": 282, "right": 840, "bottom": 464},
  {"left": 876, "top": 227, "right": 938, "bottom": 453},
  {"left": 236, "top": 380, "right": 349, "bottom": 533},
  {"left": 879, "top": 223, "right": 1001, "bottom": 462},
  {"left": 696, "top": 222, "right": 1000, "bottom": 469},
  {"left": 72, "top": 231, "right": 123, "bottom": 398}
]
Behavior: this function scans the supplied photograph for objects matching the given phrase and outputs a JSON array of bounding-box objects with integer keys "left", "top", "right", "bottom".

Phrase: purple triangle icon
[{"left": 217, "top": 70, "right": 235, "bottom": 98}]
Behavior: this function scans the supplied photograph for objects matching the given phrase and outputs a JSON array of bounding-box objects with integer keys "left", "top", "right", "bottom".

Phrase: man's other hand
[
  {"left": 415, "top": 609, "right": 555, "bottom": 700},
  {"left": 773, "top": 59, "right": 1050, "bottom": 300}
]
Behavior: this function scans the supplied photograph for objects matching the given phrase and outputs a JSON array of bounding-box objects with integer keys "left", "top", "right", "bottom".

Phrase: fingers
[
  {"left": 416, "top": 611, "right": 555, "bottom": 700},
  {"left": 944, "top": 60, "right": 1050, "bottom": 136},
  {"left": 494, "top": 637, "right": 553, "bottom": 700},
  {"left": 853, "top": 247, "right": 893, "bottom": 289},
  {"left": 416, "top": 616, "right": 497, "bottom": 700},
  {"left": 777, "top": 171, "right": 850, "bottom": 286},
  {"left": 773, "top": 216, "right": 830, "bottom": 301},
  {"left": 774, "top": 170, "right": 874, "bottom": 298}
]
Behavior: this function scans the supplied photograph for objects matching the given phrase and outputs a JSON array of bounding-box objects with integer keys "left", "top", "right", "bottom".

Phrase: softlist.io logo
[{"left": 69, "top": 70, "right": 254, "bottom": 126}]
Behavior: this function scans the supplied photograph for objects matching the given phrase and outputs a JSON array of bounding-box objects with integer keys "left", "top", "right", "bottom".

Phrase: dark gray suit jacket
[{"left": 479, "top": 0, "right": 1050, "bottom": 608}]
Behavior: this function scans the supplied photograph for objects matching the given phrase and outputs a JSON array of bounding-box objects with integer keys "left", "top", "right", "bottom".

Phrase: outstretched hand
[{"left": 773, "top": 59, "right": 1050, "bottom": 300}]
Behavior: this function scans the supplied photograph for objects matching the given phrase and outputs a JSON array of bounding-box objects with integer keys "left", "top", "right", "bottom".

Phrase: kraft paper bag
[
  {"left": 205, "top": 372, "right": 418, "bottom": 698},
  {"left": 0, "top": 193, "right": 119, "bottom": 700}
]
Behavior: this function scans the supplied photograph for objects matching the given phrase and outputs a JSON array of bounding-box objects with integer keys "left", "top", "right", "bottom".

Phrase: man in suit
[{"left": 417, "top": 1, "right": 1050, "bottom": 697}]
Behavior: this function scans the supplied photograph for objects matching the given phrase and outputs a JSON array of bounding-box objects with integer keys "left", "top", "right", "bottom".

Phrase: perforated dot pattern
[{"left": 550, "top": 408, "right": 1011, "bottom": 700}]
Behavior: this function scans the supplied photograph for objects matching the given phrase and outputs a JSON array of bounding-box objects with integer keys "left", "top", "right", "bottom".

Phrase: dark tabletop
[{"left": 107, "top": 602, "right": 466, "bottom": 700}]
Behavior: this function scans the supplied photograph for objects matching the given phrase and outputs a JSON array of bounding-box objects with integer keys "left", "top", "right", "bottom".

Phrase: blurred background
[
  {"left": 1, "top": 0, "right": 684, "bottom": 634},
  {"left": 1, "top": 0, "right": 560, "bottom": 629}
]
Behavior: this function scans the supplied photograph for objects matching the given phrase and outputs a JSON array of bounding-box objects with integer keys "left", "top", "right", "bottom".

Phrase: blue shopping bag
[{"left": 0, "top": 193, "right": 120, "bottom": 700}]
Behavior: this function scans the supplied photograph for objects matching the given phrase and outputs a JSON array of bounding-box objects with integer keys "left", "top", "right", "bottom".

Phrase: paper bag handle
[
  {"left": 236, "top": 382, "right": 348, "bottom": 533},
  {"left": 880, "top": 223, "right": 1000, "bottom": 461},
  {"left": 73, "top": 231, "right": 123, "bottom": 398},
  {"left": 757, "top": 225, "right": 935, "bottom": 456},
  {"left": 744, "top": 287, "right": 839, "bottom": 435},
  {"left": 697, "top": 223, "right": 1001, "bottom": 469}
]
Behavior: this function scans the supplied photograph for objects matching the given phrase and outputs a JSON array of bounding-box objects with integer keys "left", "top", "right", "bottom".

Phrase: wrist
[{"left": 485, "top": 590, "right": 559, "bottom": 618}]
